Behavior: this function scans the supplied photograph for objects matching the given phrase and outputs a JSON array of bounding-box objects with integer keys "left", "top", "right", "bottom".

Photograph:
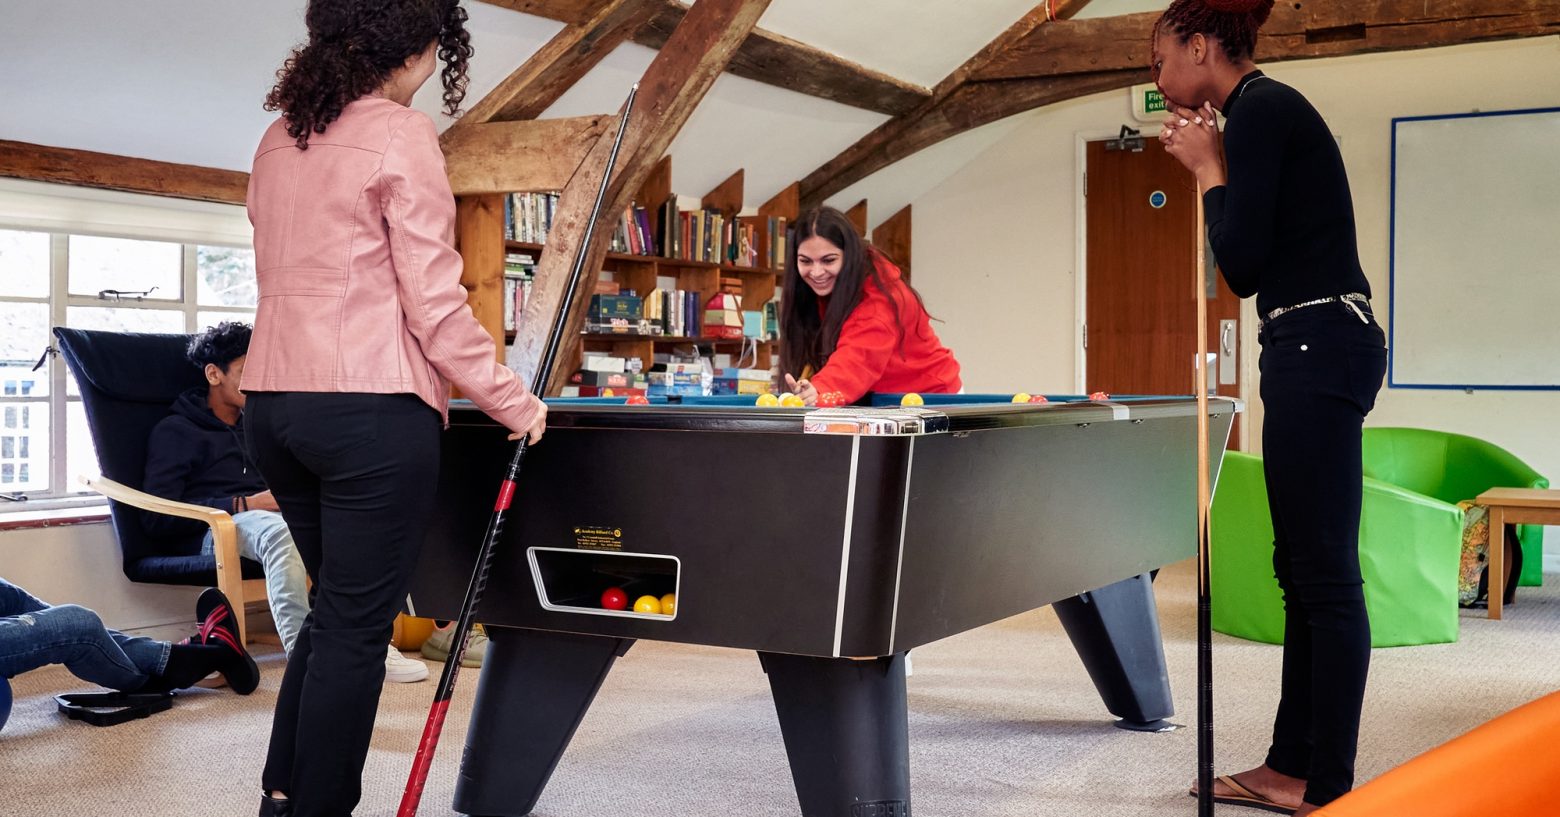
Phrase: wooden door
[{"left": 1085, "top": 138, "right": 1241, "bottom": 445}]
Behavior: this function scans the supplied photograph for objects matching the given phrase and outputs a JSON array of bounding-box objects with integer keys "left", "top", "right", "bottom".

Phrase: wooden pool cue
[{"left": 1195, "top": 185, "right": 1214, "bottom": 817}]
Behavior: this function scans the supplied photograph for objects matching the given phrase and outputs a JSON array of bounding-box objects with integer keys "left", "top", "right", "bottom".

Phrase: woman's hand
[
  {"left": 506, "top": 396, "right": 548, "bottom": 444},
  {"left": 784, "top": 373, "right": 819, "bottom": 407},
  {"left": 1160, "top": 103, "right": 1226, "bottom": 191}
]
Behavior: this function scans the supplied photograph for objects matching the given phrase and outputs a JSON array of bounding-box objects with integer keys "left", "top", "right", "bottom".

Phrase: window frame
[{"left": 0, "top": 180, "right": 254, "bottom": 514}]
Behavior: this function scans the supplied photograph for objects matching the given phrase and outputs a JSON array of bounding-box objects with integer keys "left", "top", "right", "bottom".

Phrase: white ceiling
[{"left": 2, "top": 1, "right": 1164, "bottom": 229}]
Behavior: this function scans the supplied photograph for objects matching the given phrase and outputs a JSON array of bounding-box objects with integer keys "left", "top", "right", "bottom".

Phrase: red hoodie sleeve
[{"left": 808, "top": 299, "right": 897, "bottom": 405}]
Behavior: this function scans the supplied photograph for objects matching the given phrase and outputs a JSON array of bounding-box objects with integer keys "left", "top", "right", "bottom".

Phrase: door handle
[{"left": 1219, "top": 319, "right": 1237, "bottom": 385}]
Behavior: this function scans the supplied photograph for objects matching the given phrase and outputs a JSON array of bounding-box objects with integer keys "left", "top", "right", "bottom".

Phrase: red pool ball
[
  {"left": 625, "top": 394, "right": 650, "bottom": 405},
  {"left": 1090, "top": 391, "right": 1110, "bottom": 401},
  {"left": 601, "top": 587, "right": 628, "bottom": 610},
  {"left": 1027, "top": 394, "right": 1049, "bottom": 404}
]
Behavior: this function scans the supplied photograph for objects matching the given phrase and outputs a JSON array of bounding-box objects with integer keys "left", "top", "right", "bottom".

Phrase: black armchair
[{"left": 53, "top": 327, "right": 265, "bottom": 641}]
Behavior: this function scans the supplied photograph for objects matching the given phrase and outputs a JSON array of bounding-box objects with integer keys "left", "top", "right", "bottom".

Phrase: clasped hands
[{"left": 1159, "top": 102, "right": 1226, "bottom": 190}]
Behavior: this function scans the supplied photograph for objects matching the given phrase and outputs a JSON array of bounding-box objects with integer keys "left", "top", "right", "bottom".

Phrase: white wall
[
  {"left": 913, "top": 37, "right": 1560, "bottom": 549},
  {"left": 0, "top": 522, "right": 200, "bottom": 630}
]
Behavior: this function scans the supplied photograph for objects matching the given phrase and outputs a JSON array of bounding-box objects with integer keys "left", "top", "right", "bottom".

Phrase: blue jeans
[
  {"left": 0, "top": 578, "right": 169, "bottom": 691},
  {"left": 204, "top": 509, "right": 309, "bottom": 654}
]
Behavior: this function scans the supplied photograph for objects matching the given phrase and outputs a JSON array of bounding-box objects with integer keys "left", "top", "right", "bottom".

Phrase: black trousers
[
  {"left": 1257, "top": 303, "right": 1387, "bottom": 807},
  {"left": 247, "top": 392, "right": 441, "bottom": 817}
]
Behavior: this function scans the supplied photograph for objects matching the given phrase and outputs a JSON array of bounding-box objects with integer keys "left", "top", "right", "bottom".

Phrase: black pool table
[{"left": 406, "top": 393, "right": 1239, "bottom": 816}]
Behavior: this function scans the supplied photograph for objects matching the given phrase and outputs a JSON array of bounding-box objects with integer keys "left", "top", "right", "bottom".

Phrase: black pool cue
[
  {"left": 397, "top": 82, "right": 638, "bottom": 817},
  {"left": 1195, "top": 183, "right": 1214, "bottom": 817}
]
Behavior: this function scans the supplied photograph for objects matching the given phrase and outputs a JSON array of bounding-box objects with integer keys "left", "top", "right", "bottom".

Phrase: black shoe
[
  {"left": 194, "top": 588, "right": 260, "bottom": 695},
  {"left": 258, "top": 794, "right": 292, "bottom": 816}
]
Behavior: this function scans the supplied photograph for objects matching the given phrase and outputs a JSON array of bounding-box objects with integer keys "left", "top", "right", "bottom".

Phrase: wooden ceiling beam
[
  {"left": 802, "top": 71, "right": 1140, "bottom": 209},
  {"left": 805, "top": 0, "right": 1560, "bottom": 207},
  {"left": 973, "top": 2, "right": 1560, "bottom": 81},
  {"left": 509, "top": 0, "right": 773, "bottom": 394},
  {"left": 441, "top": 115, "right": 610, "bottom": 195},
  {"left": 0, "top": 139, "right": 248, "bottom": 206},
  {"left": 459, "top": 0, "right": 660, "bottom": 126},
  {"left": 798, "top": 0, "right": 1095, "bottom": 208},
  {"left": 631, "top": 0, "right": 928, "bottom": 115},
  {"left": 478, "top": 0, "right": 605, "bottom": 21},
  {"left": 476, "top": 0, "right": 930, "bottom": 115}
]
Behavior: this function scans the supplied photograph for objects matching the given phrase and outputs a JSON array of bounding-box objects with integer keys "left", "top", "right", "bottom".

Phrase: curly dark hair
[
  {"left": 1156, "top": 0, "right": 1275, "bottom": 62},
  {"left": 264, "top": 0, "right": 474, "bottom": 149},
  {"left": 187, "top": 322, "right": 253, "bottom": 373}
]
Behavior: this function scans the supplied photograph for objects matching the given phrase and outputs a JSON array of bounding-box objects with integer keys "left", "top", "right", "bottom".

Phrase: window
[{"left": 0, "top": 226, "right": 256, "bottom": 509}]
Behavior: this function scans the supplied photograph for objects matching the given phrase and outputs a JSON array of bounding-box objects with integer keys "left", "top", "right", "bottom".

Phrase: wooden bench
[{"left": 1476, "top": 487, "right": 1560, "bottom": 620}]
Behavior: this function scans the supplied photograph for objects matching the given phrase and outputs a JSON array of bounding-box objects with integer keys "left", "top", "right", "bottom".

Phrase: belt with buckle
[{"left": 1259, "top": 292, "right": 1370, "bottom": 332}]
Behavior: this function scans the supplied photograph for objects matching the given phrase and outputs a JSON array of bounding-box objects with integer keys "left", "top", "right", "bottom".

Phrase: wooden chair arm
[
  {"left": 81, "top": 476, "right": 249, "bottom": 642},
  {"left": 84, "top": 476, "right": 233, "bottom": 523}
]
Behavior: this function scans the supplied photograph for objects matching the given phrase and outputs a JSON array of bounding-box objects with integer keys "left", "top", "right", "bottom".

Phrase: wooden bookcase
[
  {"left": 461, "top": 156, "right": 799, "bottom": 390},
  {"left": 455, "top": 155, "right": 910, "bottom": 393}
]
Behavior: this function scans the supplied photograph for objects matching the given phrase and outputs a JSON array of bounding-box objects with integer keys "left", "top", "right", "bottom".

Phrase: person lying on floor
[{"left": 0, "top": 578, "right": 259, "bottom": 733}]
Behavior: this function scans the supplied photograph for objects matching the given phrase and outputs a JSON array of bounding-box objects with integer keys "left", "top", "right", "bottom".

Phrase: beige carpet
[{"left": 3, "top": 559, "right": 1557, "bottom": 816}]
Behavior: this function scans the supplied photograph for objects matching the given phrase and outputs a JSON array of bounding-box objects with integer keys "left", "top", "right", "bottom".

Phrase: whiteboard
[{"left": 1389, "top": 107, "right": 1560, "bottom": 389}]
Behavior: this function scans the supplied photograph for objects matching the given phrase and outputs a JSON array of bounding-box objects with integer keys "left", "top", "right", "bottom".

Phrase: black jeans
[
  {"left": 1257, "top": 302, "right": 1387, "bottom": 807},
  {"left": 247, "top": 392, "right": 441, "bottom": 817}
]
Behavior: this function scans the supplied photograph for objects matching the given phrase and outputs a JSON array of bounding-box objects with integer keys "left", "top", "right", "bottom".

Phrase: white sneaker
[{"left": 385, "top": 644, "right": 429, "bottom": 683}]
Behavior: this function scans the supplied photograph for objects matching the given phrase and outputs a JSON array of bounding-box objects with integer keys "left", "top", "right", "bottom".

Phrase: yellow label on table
[{"left": 573, "top": 525, "right": 623, "bottom": 551}]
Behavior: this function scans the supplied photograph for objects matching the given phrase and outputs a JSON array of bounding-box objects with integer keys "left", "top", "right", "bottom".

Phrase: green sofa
[
  {"left": 1211, "top": 451, "right": 1463, "bottom": 647},
  {"left": 1361, "top": 428, "right": 1548, "bottom": 588},
  {"left": 1210, "top": 429, "right": 1548, "bottom": 647}
]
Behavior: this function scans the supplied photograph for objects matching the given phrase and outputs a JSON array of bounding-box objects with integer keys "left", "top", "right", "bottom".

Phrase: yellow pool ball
[
  {"left": 900, "top": 393, "right": 924, "bottom": 406},
  {"left": 633, "top": 595, "right": 662, "bottom": 615},
  {"left": 779, "top": 393, "right": 806, "bottom": 407},
  {"left": 1012, "top": 392, "right": 1032, "bottom": 403},
  {"left": 660, "top": 593, "right": 677, "bottom": 615},
  {"left": 601, "top": 388, "right": 615, "bottom": 398},
  {"left": 755, "top": 393, "right": 780, "bottom": 407}
]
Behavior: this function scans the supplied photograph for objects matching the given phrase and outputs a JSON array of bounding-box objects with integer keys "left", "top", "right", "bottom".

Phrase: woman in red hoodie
[{"left": 780, "top": 207, "right": 962, "bottom": 406}]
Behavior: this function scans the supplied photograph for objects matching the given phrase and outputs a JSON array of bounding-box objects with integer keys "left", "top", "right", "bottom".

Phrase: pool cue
[
  {"left": 1194, "top": 182, "right": 1214, "bottom": 817},
  {"left": 396, "top": 82, "right": 638, "bottom": 817}
]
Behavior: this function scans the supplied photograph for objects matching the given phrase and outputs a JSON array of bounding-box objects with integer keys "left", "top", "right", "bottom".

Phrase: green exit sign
[{"left": 1144, "top": 89, "right": 1167, "bottom": 114}]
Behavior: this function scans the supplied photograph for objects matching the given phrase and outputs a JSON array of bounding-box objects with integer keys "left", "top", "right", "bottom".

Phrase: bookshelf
[
  {"left": 482, "top": 155, "right": 800, "bottom": 390},
  {"left": 454, "top": 154, "right": 911, "bottom": 397}
]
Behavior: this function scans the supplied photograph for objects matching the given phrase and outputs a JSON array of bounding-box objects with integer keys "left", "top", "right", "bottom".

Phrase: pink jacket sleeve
[{"left": 380, "top": 112, "right": 541, "bottom": 433}]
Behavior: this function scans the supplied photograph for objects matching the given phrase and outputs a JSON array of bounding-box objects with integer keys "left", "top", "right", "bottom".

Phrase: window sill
[{"left": 0, "top": 501, "right": 111, "bottom": 531}]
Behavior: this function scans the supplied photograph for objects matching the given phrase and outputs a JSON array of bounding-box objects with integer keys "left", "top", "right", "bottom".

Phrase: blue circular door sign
[{"left": 1149, "top": 190, "right": 1167, "bottom": 209}]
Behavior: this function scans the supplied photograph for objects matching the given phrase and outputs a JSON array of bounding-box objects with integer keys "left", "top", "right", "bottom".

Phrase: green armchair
[
  {"left": 1361, "top": 427, "right": 1548, "bottom": 588},
  {"left": 1210, "top": 451, "right": 1463, "bottom": 647}
]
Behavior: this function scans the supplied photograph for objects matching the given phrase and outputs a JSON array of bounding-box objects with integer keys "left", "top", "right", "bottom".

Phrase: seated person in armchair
[{"left": 142, "top": 322, "right": 426, "bottom": 683}]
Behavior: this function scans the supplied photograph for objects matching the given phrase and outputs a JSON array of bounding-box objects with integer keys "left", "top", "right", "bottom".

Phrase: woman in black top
[{"left": 1155, "top": 1, "right": 1388, "bottom": 814}]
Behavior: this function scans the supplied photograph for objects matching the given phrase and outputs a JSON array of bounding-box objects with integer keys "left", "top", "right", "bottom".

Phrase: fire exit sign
[{"left": 1131, "top": 83, "right": 1169, "bottom": 123}]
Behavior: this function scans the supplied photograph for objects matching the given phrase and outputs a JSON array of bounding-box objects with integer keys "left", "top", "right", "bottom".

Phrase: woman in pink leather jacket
[{"left": 243, "top": 2, "right": 545, "bottom": 814}]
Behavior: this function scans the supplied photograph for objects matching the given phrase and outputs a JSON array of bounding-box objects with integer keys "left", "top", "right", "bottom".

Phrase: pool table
[{"left": 406, "top": 392, "right": 1240, "bottom": 816}]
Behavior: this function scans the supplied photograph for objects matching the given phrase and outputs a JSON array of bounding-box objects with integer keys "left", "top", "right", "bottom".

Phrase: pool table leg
[
  {"left": 453, "top": 626, "right": 635, "bottom": 816},
  {"left": 1053, "top": 572, "right": 1175, "bottom": 731},
  {"left": 759, "top": 651, "right": 911, "bottom": 817}
]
